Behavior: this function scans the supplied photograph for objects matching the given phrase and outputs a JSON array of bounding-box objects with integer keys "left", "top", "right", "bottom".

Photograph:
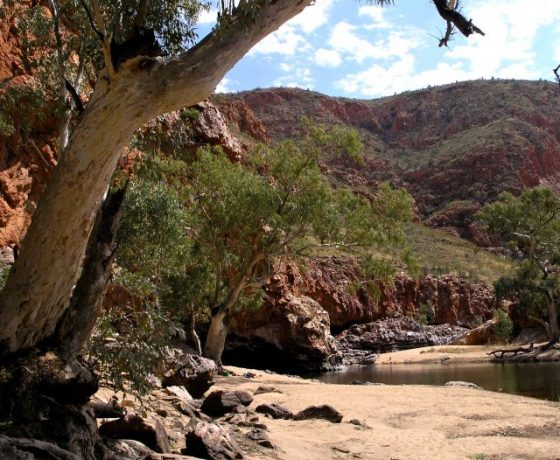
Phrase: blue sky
[{"left": 197, "top": 0, "right": 560, "bottom": 99}]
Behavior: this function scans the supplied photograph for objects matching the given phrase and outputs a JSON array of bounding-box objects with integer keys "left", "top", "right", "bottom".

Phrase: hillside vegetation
[{"left": 216, "top": 80, "right": 560, "bottom": 243}]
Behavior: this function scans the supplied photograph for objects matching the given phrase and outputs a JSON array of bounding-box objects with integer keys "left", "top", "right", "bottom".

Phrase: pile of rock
[{"left": 92, "top": 351, "right": 345, "bottom": 460}]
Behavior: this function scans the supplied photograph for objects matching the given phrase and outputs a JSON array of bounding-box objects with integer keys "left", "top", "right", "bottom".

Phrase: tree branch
[
  {"left": 89, "top": 0, "right": 117, "bottom": 80},
  {"left": 554, "top": 64, "right": 560, "bottom": 87},
  {"left": 432, "top": 0, "right": 484, "bottom": 41},
  {"left": 132, "top": 0, "right": 314, "bottom": 117}
]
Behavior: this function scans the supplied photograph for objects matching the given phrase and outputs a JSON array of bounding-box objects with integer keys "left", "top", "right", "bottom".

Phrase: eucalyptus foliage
[{"left": 479, "top": 187, "right": 560, "bottom": 341}]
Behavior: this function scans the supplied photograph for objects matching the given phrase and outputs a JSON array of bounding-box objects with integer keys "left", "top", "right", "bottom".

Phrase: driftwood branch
[{"left": 487, "top": 346, "right": 533, "bottom": 359}]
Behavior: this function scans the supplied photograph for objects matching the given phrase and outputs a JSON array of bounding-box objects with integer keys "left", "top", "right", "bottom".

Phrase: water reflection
[{"left": 316, "top": 362, "right": 560, "bottom": 401}]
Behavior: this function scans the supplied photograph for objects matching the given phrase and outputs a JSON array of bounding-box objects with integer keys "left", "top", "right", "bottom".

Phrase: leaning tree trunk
[
  {"left": 546, "top": 300, "right": 559, "bottom": 343},
  {"left": 204, "top": 309, "right": 228, "bottom": 366},
  {"left": 55, "top": 185, "right": 127, "bottom": 356},
  {"left": 0, "top": 0, "right": 314, "bottom": 355}
]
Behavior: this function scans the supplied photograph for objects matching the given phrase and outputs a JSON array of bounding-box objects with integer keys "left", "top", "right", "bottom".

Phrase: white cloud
[
  {"left": 358, "top": 5, "right": 392, "bottom": 30},
  {"left": 280, "top": 63, "right": 292, "bottom": 72},
  {"left": 248, "top": 0, "right": 334, "bottom": 56},
  {"left": 334, "top": 0, "right": 560, "bottom": 97},
  {"left": 314, "top": 48, "right": 342, "bottom": 67},
  {"left": 215, "top": 77, "right": 231, "bottom": 93},
  {"left": 198, "top": 8, "right": 217, "bottom": 25},
  {"left": 444, "top": 0, "right": 560, "bottom": 78},
  {"left": 274, "top": 67, "right": 315, "bottom": 89},
  {"left": 250, "top": 24, "right": 308, "bottom": 55},
  {"left": 288, "top": 0, "right": 334, "bottom": 33},
  {"left": 328, "top": 22, "right": 424, "bottom": 63}
]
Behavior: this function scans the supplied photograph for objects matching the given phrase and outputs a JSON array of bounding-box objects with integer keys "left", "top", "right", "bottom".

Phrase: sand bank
[{"left": 218, "top": 365, "right": 560, "bottom": 460}]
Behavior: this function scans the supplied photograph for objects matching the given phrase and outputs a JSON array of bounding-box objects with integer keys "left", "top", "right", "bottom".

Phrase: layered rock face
[
  {"left": 0, "top": 6, "right": 58, "bottom": 247},
  {"left": 217, "top": 81, "right": 560, "bottom": 241},
  {"left": 227, "top": 258, "right": 496, "bottom": 371}
]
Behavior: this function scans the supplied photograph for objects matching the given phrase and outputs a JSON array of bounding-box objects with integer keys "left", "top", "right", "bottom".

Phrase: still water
[{"left": 316, "top": 362, "right": 560, "bottom": 401}]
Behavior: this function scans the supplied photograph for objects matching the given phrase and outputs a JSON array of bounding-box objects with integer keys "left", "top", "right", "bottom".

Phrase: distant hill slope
[{"left": 215, "top": 80, "right": 560, "bottom": 243}]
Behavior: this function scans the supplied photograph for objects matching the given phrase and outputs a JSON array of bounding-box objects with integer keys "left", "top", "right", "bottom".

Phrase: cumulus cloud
[
  {"left": 249, "top": 0, "right": 334, "bottom": 56},
  {"left": 358, "top": 4, "right": 392, "bottom": 30},
  {"left": 274, "top": 67, "right": 315, "bottom": 89},
  {"left": 215, "top": 77, "right": 231, "bottom": 93},
  {"left": 327, "top": 21, "right": 425, "bottom": 63},
  {"left": 198, "top": 7, "right": 217, "bottom": 25},
  {"left": 289, "top": 0, "right": 335, "bottom": 33},
  {"left": 445, "top": 0, "right": 560, "bottom": 78},
  {"left": 250, "top": 24, "right": 309, "bottom": 55},
  {"left": 335, "top": 0, "right": 560, "bottom": 97},
  {"left": 315, "top": 48, "right": 342, "bottom": 67}
]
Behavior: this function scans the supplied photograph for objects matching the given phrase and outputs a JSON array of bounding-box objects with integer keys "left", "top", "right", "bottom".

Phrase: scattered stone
[
  {"left": 183, "top": 422, "right": 243, "bottom": 460},
  {"left": 164, "top": 385, "right": 194, "bottom": 403},
  {"left": 232, "top": 405, "right": 248, "bottom": 414},
  {"left": 245, "top": 429, "right": 274, "bottom": 449},
  {"left": 146, "top": 455, "right": 204, "bottom": 460},
  {"left": 294, "top": 405, "right": 343, "bottom": 423},
  {"left": 156, "top": 408, "right": 169, "bottom": 418},
  {"left": 89, "top": 399, "right": 126, "bottom": 418},
  {"left": 444, "top": 381, "right": 481, "bottom": 389},
  {"left": 146, "top": 374, "right": 163, "bottom": 389},
  {"left": 106, "top": 439, "right": 154, "bottom": 459},
  {"left": 174, "top": 401, "right": 196, "bottom": 418},
  {"left": 201, "top": 390, "right": 253, "bottom": 417},
  {"left": 255, "top": 403, "right": 293, "bottom": 420},
  {"left": 253, "top": 386, "right": 282, "bottom": 396},
  {"left": 348, "top": 419, "right": 370, "bottom": 429},
  {"left": 99, "top": 414, "right": 171, "bottom": 453},
  {"left": 242, "top": 372, "right": 257, "bottom": 378},
  {"left": 163, "top": 353, "right": 217, "bottom": 398},
  {"left": 359, "top": 354, "right": 377, "bottom": 365}
]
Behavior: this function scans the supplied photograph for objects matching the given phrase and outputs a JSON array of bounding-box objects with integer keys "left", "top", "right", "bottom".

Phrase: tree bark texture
[
  {"left": 55, "top": 185, "right": 127, "bottom": 356},
  {"left": 0, "top": 0, "right": 314, "bottom": 354},
  {"left": 203, "top": 310, "right": 228, "bottom": 365}
]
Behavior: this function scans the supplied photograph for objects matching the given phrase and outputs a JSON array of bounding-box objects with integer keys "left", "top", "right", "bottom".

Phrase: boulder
[
  {"left": 163, "top": 353, "right": 217, "bottom": 399},
  {"left": 336, "top": 317, "right": 467, "bottom": 359},
  {"left": 245, "top": 429, "right": 274, "bottom": 449},
  {"left": 201, "top": 390, "right": 253, "bottom": 417},
  {"left": 253, "top": 386, "right": 282, "bottom": 396},
  {"left": 99, "top": 414, "right": 171, "bottom": 453},
  {"left": 294, "top": 405, "right": 343, "bottom": 423},
  {"left": 255, "top": 403, "right": 293, "bottom": 420},
  {"left": 164, "top": 385, "right": 194, "bottom": 403},
  {"left": 452, "top": 319, "right": 497, "bottom": 345},
  {"left": 183, "top": 422, "right": 243, "bottom": 460},
  {"left": 106, "top": 439, "right": 153, "bottom": 459},
  {"left": 444, "top": 381, "right": 481, "bottom": 389},
  {"left": 227, "top": 293, "right": 340, "bottom": 373}
]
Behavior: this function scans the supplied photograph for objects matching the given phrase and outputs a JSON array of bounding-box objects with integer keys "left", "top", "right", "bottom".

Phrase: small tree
[
  {"left": 479, "top": 187, "right": 560, "bottom": 343},
  {"left": 184, "top": 124, "right": 414, "bottom": 364}
]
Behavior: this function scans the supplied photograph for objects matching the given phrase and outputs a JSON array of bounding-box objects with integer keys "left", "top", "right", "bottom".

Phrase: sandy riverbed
[{"left": 217, "top": 362, "right": 560, "bottom": 460}]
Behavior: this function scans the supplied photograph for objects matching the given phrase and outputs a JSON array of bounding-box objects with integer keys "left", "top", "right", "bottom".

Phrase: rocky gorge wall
[
  {"left": 216, "top": 82, "right": 560, "bottom": 242},
  {"left": 226, "top": 258, "right": 496, "bottom": 371}
]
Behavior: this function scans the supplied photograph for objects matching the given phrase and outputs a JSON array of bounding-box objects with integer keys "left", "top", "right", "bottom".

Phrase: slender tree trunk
[
  {"left": 55, "top": 185, "right": 127, "bottom": 356},
  {"left": 188, "top": 313, "right": 202, "bottom": 356},
  {"left": 547, "top": 300, "right": 559, "bottom": 342},
  {"left": 203, "top": 309, "right": 228, "bottom": 365}
]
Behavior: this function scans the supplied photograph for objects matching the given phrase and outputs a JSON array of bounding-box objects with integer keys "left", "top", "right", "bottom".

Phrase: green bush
[{"left": 493, "top": 308, "right": 513, "bottom": 343}]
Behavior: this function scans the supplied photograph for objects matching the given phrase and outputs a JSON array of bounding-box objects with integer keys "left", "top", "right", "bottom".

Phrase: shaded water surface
[{"left": 316, "top": 362, "right": 560, "bottom": 401}]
